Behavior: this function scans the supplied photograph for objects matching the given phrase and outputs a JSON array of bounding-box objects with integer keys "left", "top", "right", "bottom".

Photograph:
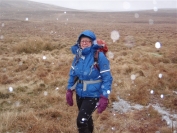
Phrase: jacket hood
[
  {"left": 77, "top": 30, "right": 96, "bottom": 43},
  {"left": 71, "top": 30, "right": 102, "bottom": 55}
]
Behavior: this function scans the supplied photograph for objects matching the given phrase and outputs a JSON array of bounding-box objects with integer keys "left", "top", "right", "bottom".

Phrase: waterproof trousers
[{"left": 76, "top": 94, "right": 99, "bottom": 133}]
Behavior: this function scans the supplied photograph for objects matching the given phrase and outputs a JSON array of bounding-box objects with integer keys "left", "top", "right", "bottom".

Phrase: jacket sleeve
[
  {"left": 98, "top": 52, "right": 113, "bottom": 98},
  {"left": 67, "top": 57, "right": 77, "bottom": 90}
]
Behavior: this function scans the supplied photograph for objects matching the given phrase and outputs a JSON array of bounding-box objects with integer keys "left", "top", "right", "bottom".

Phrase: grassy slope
[{"left": 0, "top": 0, "right": 177, "bottom": 133}]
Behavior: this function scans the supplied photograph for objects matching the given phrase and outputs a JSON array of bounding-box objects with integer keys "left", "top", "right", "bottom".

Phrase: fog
[{"left": 29, "top": 0, "right": 177, "bottom": 11}]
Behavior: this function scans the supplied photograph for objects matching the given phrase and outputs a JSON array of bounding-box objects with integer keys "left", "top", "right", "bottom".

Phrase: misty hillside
[
  {"left": 0, "top": 0, "right": 76, "bottom": 13},
  {"left": 0, "top": 0, "right": 176, "bottom": 22},
  {"left": 0, "top": 0, "right": 79, "bottom": 21}
]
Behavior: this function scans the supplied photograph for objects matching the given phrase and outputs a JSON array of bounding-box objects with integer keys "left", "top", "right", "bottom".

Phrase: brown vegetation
[{"left": 0, "top": 0, "right": 177, "bottom": 133}]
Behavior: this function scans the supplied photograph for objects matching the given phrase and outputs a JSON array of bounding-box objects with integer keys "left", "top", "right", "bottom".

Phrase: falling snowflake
[
  {"left": 110, "top": 30, "right": 120, "bottom": 42},
  {"left": 42, "top": 56, "right": 46, "bottom": 60},
  {"left": 158, "top": 73, "right": 163, "bottom": 78},
  {"left": 155, "top": 42, "right": 161, "bottom": 49},
  {"left": 160, "top": 94, "right": 164, "bottom": 99},
  {"left": 131, "top": 74, "right": 136, "bottom": 80},
  {"left": 123, "top": 2, "right": 131, "bottom": 10},
  {"left": 134, "top": 13, "right": 139, "bottom": 18},
  {"left": 153, "top": 6, "right": 158, "bottom": 11},
  {"left": 8, "top": 87, "right": 13, "bottom": 92}
]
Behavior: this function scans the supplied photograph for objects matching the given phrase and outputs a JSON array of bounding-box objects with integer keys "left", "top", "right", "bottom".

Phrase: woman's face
[{"left": 80, "top": 37, "right": 92, "bottom": 49}]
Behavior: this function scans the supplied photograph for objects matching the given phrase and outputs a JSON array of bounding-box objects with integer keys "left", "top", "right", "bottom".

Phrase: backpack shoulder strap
[
  {"left": 94, "top": 50, "right": 100, "bottom": 70},
  {"left": 94, "top": 50, "right": 99, "bottom": 63}
]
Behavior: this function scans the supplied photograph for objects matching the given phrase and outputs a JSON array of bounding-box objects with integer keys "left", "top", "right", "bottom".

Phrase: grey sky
[{"left": 29, "top": 0, "right": 177, "bottom": 11}]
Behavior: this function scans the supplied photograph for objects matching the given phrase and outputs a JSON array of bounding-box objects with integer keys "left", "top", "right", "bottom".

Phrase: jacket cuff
[
  {"left": 102, "top": 90, "right": 111, "bottom": 98},
  {"left": 100, "top": 95, "right": 108, "bottom": 99}
]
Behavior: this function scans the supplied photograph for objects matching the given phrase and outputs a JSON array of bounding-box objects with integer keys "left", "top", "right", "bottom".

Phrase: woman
[{"left": 66, "top": 30, "right": 113, "bottom": 133}]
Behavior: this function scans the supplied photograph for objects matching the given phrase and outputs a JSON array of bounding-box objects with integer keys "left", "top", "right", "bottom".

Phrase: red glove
[
  {"left": 97, "top": 95, "right": 108, "bottom": 113},
  {"left": 66, "top": 89, "right": 73, "bottom": 106}
]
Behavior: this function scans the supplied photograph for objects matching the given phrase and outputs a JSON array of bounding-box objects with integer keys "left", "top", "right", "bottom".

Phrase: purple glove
[
  {"left": 66, "top": 89, "right": 73, "bottom": 106},
  {"left": 97, "top": 95, "right": 109, "bottom": 113}
]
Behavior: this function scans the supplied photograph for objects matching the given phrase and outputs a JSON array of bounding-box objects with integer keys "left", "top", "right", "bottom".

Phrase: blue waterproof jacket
[{"left": 67, "top": 30, "right": 113, "bottom": 98}]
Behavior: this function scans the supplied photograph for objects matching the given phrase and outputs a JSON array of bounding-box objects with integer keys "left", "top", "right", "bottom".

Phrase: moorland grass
[{"left": 0, "top": 4, "right": 176, "bottom": 133}]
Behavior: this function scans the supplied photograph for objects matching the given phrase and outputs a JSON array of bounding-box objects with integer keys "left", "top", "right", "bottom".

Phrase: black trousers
[{"left": 76, "top": 94, "right": 99, "bottom": 133}]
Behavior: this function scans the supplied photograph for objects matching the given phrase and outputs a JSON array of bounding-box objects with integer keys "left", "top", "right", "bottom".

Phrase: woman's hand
[
  {"left": 66, "top": 89, "right": 73, "bottom": 106},
  {"left": 97, "top": 95, "right": 108, "bottom": 113}
]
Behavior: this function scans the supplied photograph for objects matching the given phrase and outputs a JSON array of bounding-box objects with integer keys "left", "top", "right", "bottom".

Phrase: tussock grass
[
  {"left": 0, "top": 8, "right": 177, "bottom": 133},
  {"left": 12, "top": 37, "right": 60, "bottom": 54}
]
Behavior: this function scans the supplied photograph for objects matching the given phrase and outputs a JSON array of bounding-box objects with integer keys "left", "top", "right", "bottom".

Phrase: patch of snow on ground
[{"left": 112, "top": 96, "right": 177, "bottom": 128}]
